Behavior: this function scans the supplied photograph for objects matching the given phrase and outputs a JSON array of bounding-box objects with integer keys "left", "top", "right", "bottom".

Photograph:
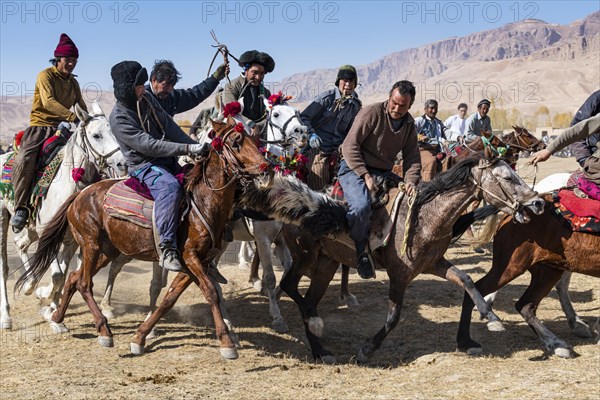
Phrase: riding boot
[
  {"left": 159, "top": 242, "right": 183, "bottom": 272},
  {"left": 10, "top": 207, "right": 30, "bottom": 233},
  {"left": 208, "top": 262, "right": 228, "bottom": 284},
  {"left": 223, "top": 222, "right": 234, "bottom": 242},
  {"left": 355, "top": 240, "right": 375, "bottom": 279}
]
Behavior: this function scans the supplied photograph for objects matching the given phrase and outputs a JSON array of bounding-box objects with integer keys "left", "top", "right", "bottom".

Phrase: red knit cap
[{"left": 54, "top": 33, "right": 79, "bottom": 58}]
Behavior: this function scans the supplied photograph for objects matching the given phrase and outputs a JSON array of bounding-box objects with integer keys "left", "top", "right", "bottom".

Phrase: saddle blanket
[
  {"left": 552, "top": 189, "right": 600, "bottom": 234},
  {"left": 328, "top": 187, "right": 406, "bottom": 251},
  {"left": 103, "top": 180, "right": 154, "bottom": 228}
]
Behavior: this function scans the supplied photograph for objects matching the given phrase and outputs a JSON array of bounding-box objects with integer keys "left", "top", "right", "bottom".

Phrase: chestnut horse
[
  {"left": 456, "top": 195, "right": 600, "bottom": 358},
  {"left": 277, "top": 155, "right": 544, "bottom": 363},
  {"left": 15, "top": 117, "right": 272, "bottom": 360}
]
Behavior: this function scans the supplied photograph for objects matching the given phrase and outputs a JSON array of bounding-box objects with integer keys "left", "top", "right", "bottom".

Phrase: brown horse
[
  {"left": 275, "top": 155, "right": 544, "bottom": 363},
  {"left": 456, "top": 195, "right": 600, "bottom": 358},
  {"left": 15, "top": 117, "right": 272, "bottom": 360}
]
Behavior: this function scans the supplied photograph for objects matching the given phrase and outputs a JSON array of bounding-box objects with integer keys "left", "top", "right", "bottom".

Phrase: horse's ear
[
  {"left": 91, "top": 101, "right": 104, "bottom": 116},
  {"left": 225, "top": 115, "right": 235, "bottom": 126},
  {"left": 210, "top": 118, "right": 225, "bottom": 132},
  {"left": 263, "top": 97, "right": 271, "bottom": 111},
  {"left": 74, "top": 104, "right": 89, "bottom": 124}
]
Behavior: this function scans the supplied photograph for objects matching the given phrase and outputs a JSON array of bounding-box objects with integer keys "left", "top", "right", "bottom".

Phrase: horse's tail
[
  {"left": 14, "top": 192, "right": 79, "bottom": 295},
  {"left": 237, "top": 175, "right": 347, "bottom": 237},
  {"left": 451, "top": 205, "right": 499, "bottom": 242}
]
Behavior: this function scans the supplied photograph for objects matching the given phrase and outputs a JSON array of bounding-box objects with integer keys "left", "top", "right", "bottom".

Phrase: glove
[
  {"left": 212, "top": 63, "right": 228, "bottom": 81},
  {"left": 309, "top": 133, "right": 322, "bottom": 149},
  {"left": 57, "top": 121, "right": 72, "bottom": 134},
  {"left": 189, "top": 143, "right": 210, "bottom": 157}
]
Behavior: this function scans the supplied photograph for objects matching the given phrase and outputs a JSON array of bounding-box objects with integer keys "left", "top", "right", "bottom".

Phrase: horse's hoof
[
  {"left": 466, "top": 347, "right": 483, "bottom": 356},
  {"left": 0, "top": 317, "right": 12, "bottom": 330},
  {"left": 554, "top": 347, "right": 574, "bottom": 358},
  {"left": 357, "top": 347, "right": 370, "bottom": 364},
  {"left": 272, "top": 318, "right": 289, "bottom": 334},
  {"left": 571, "top": 319, "right": 593, "bottom": 338},
  {"left": 101, "top": 308, "right": 115, "bottom": 320},
  {"left": 252, "top": 279, "right": 263, "bottom": 292},
  {"left": 98, "top": 336, "right": 114, "bottom": 348},
  {"left": 220, "top": 347, "right": 239, "bottom": 360},
  {"left": 487, "top": 320, "right": 506, "bottom": 332},
  {"left": 307, "top": 317, "right": 324, "bottom": 337},
  {"left": 130, "top": 342, "right": 145, "bottom": 355},
  {"left": 49, "top": 321, "right": 69, "bottom": 334},
  {"left": 319, "top": 355, "right": 337, "bottom": 365},
  {"left": 146, "top": 327, "right": 159, "bottom": 340},
  {"left": 341, "top": 294, "right": 359, "bottom": 307}
]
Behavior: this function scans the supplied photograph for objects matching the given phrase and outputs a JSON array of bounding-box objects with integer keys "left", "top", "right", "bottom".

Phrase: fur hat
[
  {"left": 54, "top": 33, "right": 79, "bottom": 58},
  {"left": 477, "top": 99, "right": 491, "bottom": 108},
  {"left": 335, "top": 65, "right": 358, "bottom": 86},
  {"left": 238, "top": 50, "right": 275, "bottom": 73},
  {"left": 111, "top": 61, "right": 148, "bottom": 108}
]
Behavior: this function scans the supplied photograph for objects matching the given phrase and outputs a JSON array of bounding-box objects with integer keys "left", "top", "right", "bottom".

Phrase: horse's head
[
  {"left": 74, "top": 102, "right": 127, "bottom": 178},
  {"left": 472, "top": 155, "right": 545, "bottom": 223},
  {"left": 502, "top": 126, "right": 546, "bottom": 157},
  {"left": 263, "top": 96, "right": 308, "bottom": 151},
  {"left": 210, "top": 116, "right": 273, "bottom": 189}
]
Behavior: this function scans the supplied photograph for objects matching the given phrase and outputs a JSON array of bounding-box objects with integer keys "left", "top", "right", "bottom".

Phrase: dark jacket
[
  {"left": 570, "top": 90, "right": 600, "bottom": 166},
  {"left": 300, "top": 88, "right": 361, "bottom": 154},
  {"left": 144, "top": 76, "right": 219, "bottom": 117},
  {"left": 221, "top": 75, "right": 271, "bottom": 131},
  {"left": 109, "top": 94, "right": 196, "bottom": 173}
]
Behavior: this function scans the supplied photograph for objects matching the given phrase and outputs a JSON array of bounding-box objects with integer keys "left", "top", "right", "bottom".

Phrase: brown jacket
[
  {"left": 342, "top": 101, "right": 421, "bottom": 185},
  {"left": 30, "top": 66, "right": 87, "bottom": 126}
]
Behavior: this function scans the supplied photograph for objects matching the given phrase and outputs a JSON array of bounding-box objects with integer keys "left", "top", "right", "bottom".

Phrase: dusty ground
[{"left": 0, "top": 156, "right": 598, "bottom": 400}]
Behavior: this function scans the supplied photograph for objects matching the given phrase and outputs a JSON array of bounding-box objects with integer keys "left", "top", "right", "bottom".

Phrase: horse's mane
[
  {"left": 184, "top": 161, "right": 204, "bottom": 191},
  {"left": 415, "top": 157, "right": 481, "bottom": 208}
]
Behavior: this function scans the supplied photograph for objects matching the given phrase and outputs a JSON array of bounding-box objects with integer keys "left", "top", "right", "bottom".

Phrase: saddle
[{"left": 551, "top": 189, "right": 600, "bottom": 234}]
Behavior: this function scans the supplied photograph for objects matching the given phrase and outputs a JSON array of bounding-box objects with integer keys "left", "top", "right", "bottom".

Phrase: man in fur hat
[
  {"left": 109, "top": 61, "right": 209, "bottom": 272},
  {"left": 10, "top": 33, "right": 87, "bottom": 232},
  {"left": 300, "top": 65, "right": 362, "bottom": 190},
  {"left": 220, "top": 50, "right": 275, "bottom": 136},
  {"left": 465, "top": 99, "right": 492, "bottom": 142}
]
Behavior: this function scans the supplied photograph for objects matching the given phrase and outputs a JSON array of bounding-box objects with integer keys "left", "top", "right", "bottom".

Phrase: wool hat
[
  {"left": 477, "top": 99, "right": 491, "bottom": 108},
  {"left": 238, "top": 50, "right": 275, "bottom": 73},
  {"left": 335, "top": 65, "right": 358, "bottom": 86},
  {"left": 54, "top": 33, "right": 79, "bottom": 58},
  {"left": 111, "top": 61, "right": 148, "bottom": 108}
]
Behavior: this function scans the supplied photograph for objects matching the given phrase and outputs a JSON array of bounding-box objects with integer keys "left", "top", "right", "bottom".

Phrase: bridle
[
  {"left": 503, "top": 128, "right": 546, "bottom": 153},
  {"left": 470, "top": 157, "right": 538, "bottom": 219},
  {"left": 74, "top": 114, "right": 122, "bottom": 179},
  {"left": 263, "top": 104, "right": 304, "bottom": 148}
]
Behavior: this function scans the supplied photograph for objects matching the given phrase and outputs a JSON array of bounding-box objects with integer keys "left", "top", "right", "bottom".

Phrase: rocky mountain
[{"left": 1, "top": 11, "right": 599, "bottom": 145}]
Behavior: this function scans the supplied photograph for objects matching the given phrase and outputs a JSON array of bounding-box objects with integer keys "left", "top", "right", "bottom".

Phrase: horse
[
  {"left": 0, "top": 102, "right": 125, "bottom": 329},
  {"left": 97, "top": 97, "right": 309, "bottom": 334},
  {"left": 456, "top": 196, "right": 600, "bottom": 358},
  {"left": 15, "top": 117, "right": 273, "bottom": 360},
  {"left": 273, "top": 155, "right": 545, "bottom": 363}
]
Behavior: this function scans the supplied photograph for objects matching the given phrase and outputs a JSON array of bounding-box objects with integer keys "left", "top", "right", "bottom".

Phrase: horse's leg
[
  {"left": 357, "top": 265, "right": 406, "bottom": 363},
  {"left": 15, "top": 230, "right": 35, "bottom": 296},
  {"left": 212, "top": 279, "right": 241, "bottom": 349},
  {"left": 44, "top": 242, "right": 78, "bottom": 313},
  {"left": 99, "top": 254, "right": 128, "bottom": 319},
  {"left": 273, "top": 232, "right": 292, "bottom": 301},
  {"left": 0, "top": 206, "right": 11, "bottom": 329},
  {"left": 238, "top": 241, "right": 255, "bottom": 270},
  {"left": 426, "top": 258, "right": 504, "bottom": 332},
  {"left": 130, "top": 272, "right": 192, "bottom": 355},
  {"left": 144, "top": 261, "right": 165, "bottom": 340},
  {"left": 340, "top": 264, "right": 358, "bottom": 307},
  {"left": 515, "top": 264, "right": 573, "bottom": 358},
  {"left": 555, "top": 271, "right": 593, "bottom": 338},
  {"left": 255, "top": 235, "right": 288, "bottom": 333},
  {"left": 248, "top": 242, "right": 261, "bottom": 291}
]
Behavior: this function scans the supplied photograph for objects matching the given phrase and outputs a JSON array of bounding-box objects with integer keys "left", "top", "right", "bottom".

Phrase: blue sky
[{"left": 1, "top": 0, "right": 599, "bottom": 96}]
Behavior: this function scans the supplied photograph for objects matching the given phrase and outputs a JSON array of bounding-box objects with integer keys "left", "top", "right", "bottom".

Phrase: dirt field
[{"left": 1, "top": 156, "right": 598, "bottom": 400}]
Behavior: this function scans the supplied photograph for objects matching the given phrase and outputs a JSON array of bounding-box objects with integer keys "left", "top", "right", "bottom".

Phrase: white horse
[
  {"left": 99, "top": 98, "right": 309, "bottom": 335},
  {"left": 0, "top": 102, "right": 126, "bottom": 329}
]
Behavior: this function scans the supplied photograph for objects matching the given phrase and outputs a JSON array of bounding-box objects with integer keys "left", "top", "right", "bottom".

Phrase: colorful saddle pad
[
  {"left": 103, "top": 181, "right": 154, "bottom": 228},
  {"left": 552, "top": 189, "right": 600, "bottom": 234}
]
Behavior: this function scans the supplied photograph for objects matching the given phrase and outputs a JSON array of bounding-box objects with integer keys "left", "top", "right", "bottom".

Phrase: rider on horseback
[
  {"left": 109, "top": 61, "right": 208, "bottom": 272},
  {"left": 465, "top": 99, "right": 492, "bottom": 142},
  {"left": 300, "top": 65, "right": 362, "bottom": 190},
  {"left": 220, "top": 50, "right": 275, "bottom": 137},
  {"left": 10, "top": 33, "right": 87, "bottom": 232},
  {"left": 414, "top": 99, "right": 448, "bottom": 182},
  {"left": 338, "top": 80, "right": 421, "bottom": 279}
]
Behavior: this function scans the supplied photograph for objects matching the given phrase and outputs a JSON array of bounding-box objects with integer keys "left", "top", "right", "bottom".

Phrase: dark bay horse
[
  {"left": 456, "top": 195, "right": 600, "bottom": 358},
  {"left": 277, "top": 156, "right": 545, "bottom": 363},
  {"left": 15, "top": 117, "right": 272, "bottom": 360}
]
